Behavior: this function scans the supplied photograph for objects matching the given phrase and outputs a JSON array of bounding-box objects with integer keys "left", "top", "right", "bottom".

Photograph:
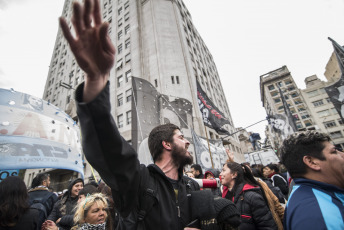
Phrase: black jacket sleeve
[
  {"left": 75, "top": 82, "right": 140, "bottom": 217},
  {"left": 47, "top": 200, "right": 61, "bottom": 222},
  {"left": 58, "top": 214, "right": 74, "bottom": 229}
]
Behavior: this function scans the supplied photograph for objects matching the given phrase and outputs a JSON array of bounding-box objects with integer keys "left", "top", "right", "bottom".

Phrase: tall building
[
  {"left": 324, "top": 52, "right": 341, "bottom": 82},
  {"left": 33, "top": 0, "right": 242, "bottom": 188},
  {"left": 260, "top": 66, "right": 316, "bottom": 149},
  {"left": 301, "top": 75, "right": 344, "bottom": 149}
]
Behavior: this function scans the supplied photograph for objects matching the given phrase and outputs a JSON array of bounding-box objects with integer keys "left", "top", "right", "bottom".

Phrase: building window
[
  {"left": 126, "top": 88, "right": 132, "bottom": 102},
  {"left": 155, "top": 79, "right": 158, "bottom": 87},
  {"left": 326, "top": 98, "right": 331, "bottom": 103},
  {"left": 116, "top": 59, "right": 123, "bottom": 69},
  {"left": 125, "top": 39, "right": 130, "bottom": 49},
  {"left": 274, "top": 98, "right": 281, "bottom": 103},
  {"left": 301, "top": 113, "right": 310, "bottom": 119},
  {"left": 117, "top": 114, "right": 124, "bottom": 128},
  {"left": 118, "top": 7, "right": 123, "bottom": 15},
  {"left": 285, "top": 80, "right": 292, "bottom": 85},
  {"left": 125, "top": 70, "right": 132, "bottom": 82},
  {"left": 117, "top": 93, "right": 123, "bottom": 107},
  {"left": 324, "top": 120, "right": 337, "bottom": 128},
  {"left": 125, "top": 53, "right": 131, "bottom": 63},
  {"left": 338, "top": 119, "right": 344, "bottom": 125},
  {"left": 118, "top": 44, "right": 123, "bottom": 54},
  {"left": 124, "top": 12, "right": 129, "bottom": 21},
  {"left": 317, "top": 109, "right": 330, "bottom": 117},
  {"left": 319, "top": 88, "right": 326, "bottom": 94},
  {"left": 330, "top": 131, "right": 343, "bottom": 139},
  {"left": 331, "top": 108, "right": 338, "bottom": 114},
  {"left": 268, "top": 85, "right": 275, "bottom": 90},
  {"left": 124, "top": 1, "right": 129, "bottom": 10},
  {"left": 306, "top": 90, "right": 319, "bottom": 97},
  {"left": 118, "top": 30, "right": 123, "bottom": 40},
  {"left": 117, "top": 75, "right": 123, "bottom": 87},
  {"left": 125, "top": 24, "right": 130, "bottom": 34},
  {"left": 296, "top": 122, "right": 303, "bottom": 129},
  {"left": 271, "top": 91, "right": 278, "bottom": 97},
  {"left": 312, "top": 100, "right": 324, "bottom": 107},
  {"left": 126, "top": 110, "right": 132, "bottom": 124},
  {"left": 305, "top": 121, "right": 312, "bottom": 127},
  {"left": 118, "top": 18, "right": 123, "bottom": 27},
  {"left": 171, "top": 76, "right": 175, "bottom": 84},
  {"left": 277, "top": 82, "right": 283, "bottom": 87},
  {"left": 291, "top": 93, "right": 298, "bottom": 98},
  {"left": 176, "top": 76, "right": 180, "bottom": 84}
]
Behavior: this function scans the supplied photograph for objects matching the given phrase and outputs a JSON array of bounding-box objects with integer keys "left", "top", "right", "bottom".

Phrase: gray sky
[{"left": 1, "top": 0, "right": 344, "bottom": 138}]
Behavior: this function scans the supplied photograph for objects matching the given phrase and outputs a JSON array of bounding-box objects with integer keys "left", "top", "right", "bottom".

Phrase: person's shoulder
[
  {"left": 243, "top": 187, "right": 264, "bottom": 201},
  {"left": 287, "top": 185, "right": 324, "bottom": 213},
  {"left": 26, "top": 208, "right": 40, "bottom": 219}
]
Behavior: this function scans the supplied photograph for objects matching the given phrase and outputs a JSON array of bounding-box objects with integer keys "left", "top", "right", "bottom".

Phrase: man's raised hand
[{"left": 59, "top": 0, "right": 115, "bottom": 102}]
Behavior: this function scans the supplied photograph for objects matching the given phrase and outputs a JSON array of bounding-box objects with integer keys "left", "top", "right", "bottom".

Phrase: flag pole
[{"left": 204, "top": 125, "right": 214, "bottom": 169}]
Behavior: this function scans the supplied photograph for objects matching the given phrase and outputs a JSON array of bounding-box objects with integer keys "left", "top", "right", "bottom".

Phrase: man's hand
[{"left": 59, "top": 0, "right": 115, "bottom": 102}]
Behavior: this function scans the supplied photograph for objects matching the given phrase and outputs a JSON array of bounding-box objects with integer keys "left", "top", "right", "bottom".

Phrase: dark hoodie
[
  {"left": 47, "top": 178, "right": 84, "bottom": 230},
  {"left": 203, "top": 169, "right": 221, "bottom": 196}
]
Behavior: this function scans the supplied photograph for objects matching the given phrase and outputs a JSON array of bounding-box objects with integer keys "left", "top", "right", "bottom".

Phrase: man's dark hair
[
  {"left": 78, "top": 184, "right": 98, "bottom": 196},
  {"left": 280, "top": 131, "right": 330, "bottom": 178},
  {"left": 148, "top": 123, "right": 179, "bottom": 162},
  {"left": 265, "top": 164, "right": 279, "bottom": 173},
  {"left": 31, "top": 173, "right": 50, "bottom": 188},
  {"left": 191, "top": 164, "right": 203, "bottom": 175}
]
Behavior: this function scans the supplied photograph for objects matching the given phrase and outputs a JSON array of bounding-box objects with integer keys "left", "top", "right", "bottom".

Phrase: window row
[
  {"left": 117, "top": 70, "right": 132, "bottom": 87},
  {"left": 117, "top": 110, "right": 132, "bottom": 128},
  {"left": 117, "top": 88, "right": 132, "bottom": 106}
]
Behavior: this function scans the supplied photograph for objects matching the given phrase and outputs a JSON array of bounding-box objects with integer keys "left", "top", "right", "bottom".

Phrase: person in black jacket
[
  {"left": 262, "top": 164, "right": 288, "bottom": 198},
  {"left": 28, "top": 173, "right": 58, "bottom": 227},
  {"left": 191, "top": 164, "right": 204, "bottom": 179},
  {"left": 221, "top": 162, "right": 278, "bottom": 230},
  {"left": 0, "top": 176, "right": 39, "bottom": 230},
  {"left": 58, "top": 1, "right": 241, "bottom": 229},
  {"left": 45, "top": 178, "right": 84, "bottom": 230}
]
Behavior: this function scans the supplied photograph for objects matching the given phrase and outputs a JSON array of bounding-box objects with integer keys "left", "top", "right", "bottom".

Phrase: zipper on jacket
[{"left": 177, "top": 205, "right": 180, "bottom": 217}]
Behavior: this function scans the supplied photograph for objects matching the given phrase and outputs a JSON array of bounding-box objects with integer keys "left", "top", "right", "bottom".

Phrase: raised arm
[
  {"left": 59, "top": 0, "right": 115, "bottom": 102},
  {"left": 60, "top": 0, "right": 140, "bottom": 217}
]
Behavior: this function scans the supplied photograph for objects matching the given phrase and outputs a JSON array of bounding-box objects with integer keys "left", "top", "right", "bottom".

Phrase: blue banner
[
  {"left": 0, "top": 169, "right": 19, "bottom": 182},
  {"left": 0, "top": 88, "right": 84, "bottom": 176}
]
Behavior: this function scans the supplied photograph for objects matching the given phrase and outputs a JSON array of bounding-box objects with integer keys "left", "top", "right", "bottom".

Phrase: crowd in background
[{"left": 0, "top": 160, "right": 289, "bottom": 230}]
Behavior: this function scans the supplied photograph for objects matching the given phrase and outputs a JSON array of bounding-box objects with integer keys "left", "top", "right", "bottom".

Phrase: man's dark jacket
[
  {"left": 28, "top": 187, "right": 57, "bottom": 218},
  {"left": 75, "top": 83, "right": 201, "bottom": 230}
]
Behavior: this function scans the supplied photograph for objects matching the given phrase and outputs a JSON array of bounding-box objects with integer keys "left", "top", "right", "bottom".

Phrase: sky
[{"left": 1, "top": 0, "right": 344, "bottom": 139}]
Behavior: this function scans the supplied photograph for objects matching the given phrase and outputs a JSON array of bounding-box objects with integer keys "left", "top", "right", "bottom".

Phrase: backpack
[{"left": 29, "top": 192, "right": 54, "bottom": 228}]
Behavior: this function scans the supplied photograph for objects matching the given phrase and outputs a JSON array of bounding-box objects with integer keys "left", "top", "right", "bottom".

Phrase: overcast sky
[{"left": 1, "top": 0, "right": 344, "bottom": 138}]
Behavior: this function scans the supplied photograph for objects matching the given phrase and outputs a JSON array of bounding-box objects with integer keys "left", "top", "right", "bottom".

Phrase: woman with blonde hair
[
  {"left": 72, "top": 193, "right": 112, "bottom": 230},
  {"left": 44, "top": 193, "right": 112, "bottom": 230}
]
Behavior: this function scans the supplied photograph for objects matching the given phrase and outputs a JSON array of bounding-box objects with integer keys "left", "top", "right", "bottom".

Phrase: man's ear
[
  {"left": 162, "top": 141, "right": 172, "bottom": 150},
  {"left": 303, "top": 155, "right": 321, "bottom": 171}
]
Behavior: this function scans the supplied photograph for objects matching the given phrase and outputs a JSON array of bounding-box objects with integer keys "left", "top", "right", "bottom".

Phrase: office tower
[
  {"left": 260, "top": 66, "right": 316, "bottom": 149},
  {"left": 34, "top": 0, "right": 243, "bottom": 187}
]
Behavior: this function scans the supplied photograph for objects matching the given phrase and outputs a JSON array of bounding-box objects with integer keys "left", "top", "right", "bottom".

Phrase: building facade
[
  {"left": 301, "top": 76, "right": 344, "bottom": 149},
  {"left": 28, "top": 0, "right": 242, "bottom": 188},
  {"left": 260, "top": 66, "right": 316, "bottom": 150}
]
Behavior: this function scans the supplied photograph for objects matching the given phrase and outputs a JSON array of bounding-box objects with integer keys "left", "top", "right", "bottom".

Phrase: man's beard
[{"left": 171, "top": 143, "right": 193, "bottom": 168}]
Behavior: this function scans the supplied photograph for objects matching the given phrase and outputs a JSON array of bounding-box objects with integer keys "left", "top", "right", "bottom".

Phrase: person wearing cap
[{"left": 45, "top": 178, "right": 84, "bottom": 230}]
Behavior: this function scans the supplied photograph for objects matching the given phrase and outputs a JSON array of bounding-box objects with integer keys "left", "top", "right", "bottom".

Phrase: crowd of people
[{"left": 1, "top": 0, "right": 344, "bottom": 229}]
